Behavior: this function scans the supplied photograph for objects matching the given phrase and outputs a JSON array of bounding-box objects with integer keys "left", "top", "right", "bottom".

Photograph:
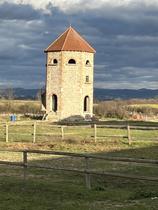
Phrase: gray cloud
[
  {"left": 0, "top": 2, "right": 41, "bottom": 20},
  {"left": 0, "top": 2, "right": 158, "bottom": 89}
]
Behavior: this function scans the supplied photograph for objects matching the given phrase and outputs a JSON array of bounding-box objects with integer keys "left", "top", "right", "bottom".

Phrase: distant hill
[
  {"left": 0, "top": 88, "right": 158, "bottom": 100},
  {"left": 0, "top": 88, "right": 39, "bottom": 99},
  {"left": 94, "top": 88, "right": 158, "bottom": 100}
]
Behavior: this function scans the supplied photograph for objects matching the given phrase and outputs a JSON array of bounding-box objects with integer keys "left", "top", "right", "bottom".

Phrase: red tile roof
[{"left": 44, "top": 26, "right": 96, "bottom": 53}]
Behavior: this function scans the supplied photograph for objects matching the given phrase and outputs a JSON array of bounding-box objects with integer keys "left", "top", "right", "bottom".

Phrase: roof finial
[{"left": 68, "top": 18, "right": 72, "bottom": 28}]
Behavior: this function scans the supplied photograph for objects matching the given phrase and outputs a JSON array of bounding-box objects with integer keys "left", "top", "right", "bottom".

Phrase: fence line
[
  {"left": 33, "top": 122, "right": 36, "bottom": 144},
  {"left": 0, "top": 122, "right": 158, "bottom": 144},
  {"left": 0, "top": 149, "right": 158, "bottom": 189}
]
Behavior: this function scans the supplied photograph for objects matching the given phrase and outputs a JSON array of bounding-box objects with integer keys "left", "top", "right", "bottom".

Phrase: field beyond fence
[{"left": 0, "top": 121, "right": 158, "bottom": 145}]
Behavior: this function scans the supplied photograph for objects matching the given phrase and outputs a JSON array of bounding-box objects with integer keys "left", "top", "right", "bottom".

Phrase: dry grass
[
  {"left": 130, "top": 104, "right": 158, "bottom": 109},
  {"left": 0, "top": 99, "right": 41, "bottom": 115}
]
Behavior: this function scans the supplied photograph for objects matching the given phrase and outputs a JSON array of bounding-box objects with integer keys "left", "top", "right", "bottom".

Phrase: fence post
[
  {"left": 33, "top": 122, "right": 36, "bottom": 143},
  {"left": 61, "top": 126, "right": 64, "bottom": 140},
  {"left": 6, "top": 123, "right": 9, "bottom": 143},
  {"left": 23, "top": 151, "right": 28, "bottom": 181},
  {"left": 94, "top": 124, "right": 97, "bottom": 142},
  {"left": 85, "top": 157, "right": 91, "bottom": 189},
  {"left": 127, "top": 124, "right": 131, "bottom": 145}
]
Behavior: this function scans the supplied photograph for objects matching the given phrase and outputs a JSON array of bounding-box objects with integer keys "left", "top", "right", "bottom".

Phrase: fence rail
[
  {"left": 0, "top": 122, "right": 158, "bottom": 145},
  {"left": 0, "top": 149, "right": 158, "bottom": 189}
]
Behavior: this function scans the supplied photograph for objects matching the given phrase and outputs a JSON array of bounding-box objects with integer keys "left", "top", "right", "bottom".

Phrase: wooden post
[
  {"left": 94, "top": 124, "right": 97, "bottom": 142},
  {"left": 33, "top": 122, "right": 36, "bottom": 143},
  {"left": 127, "top": 124, "right": 131, "bottom": 145},
  {"left": 6, "top": 123, "right": 9, "bottom": 143},
  {"left": 61, "top": 126, "right": 64, "bottom": 140},
  {"left": 23, "top": 151, "right": 28, "bottom": 181},
  {"left": 85, "top": 157, "right": 91, "bottom": 189}
]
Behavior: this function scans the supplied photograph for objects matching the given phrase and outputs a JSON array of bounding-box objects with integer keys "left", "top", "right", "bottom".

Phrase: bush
[
  {"left": 94, "top": 99, "right": 158, "bottom": 119},
  {"left": 94, "top": 100, "right": 129, "bottom": 119}
]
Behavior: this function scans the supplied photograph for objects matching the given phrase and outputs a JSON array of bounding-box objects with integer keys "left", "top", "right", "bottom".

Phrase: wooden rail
[
  {"left": 0, "top": 149, "right": 158, "bottom": 189},
  {"left": 0, "top": 122, "right": 158, "bottom": 145}
]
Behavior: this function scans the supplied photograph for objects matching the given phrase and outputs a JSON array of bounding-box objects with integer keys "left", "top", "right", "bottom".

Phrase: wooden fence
[
  {"left": 95, "top": 124, "right": 158, "bottom": 145},
  {"left": 0, "top": 149, "right": 158, "bottom": 189},
  {"left": 0, "top": 122, "right": 158, "bottom": 145}
]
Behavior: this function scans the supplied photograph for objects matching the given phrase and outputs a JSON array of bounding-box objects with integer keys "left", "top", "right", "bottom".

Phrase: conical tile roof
[{"left": 45, "top": 26, "right": 95, "bottom": 53}]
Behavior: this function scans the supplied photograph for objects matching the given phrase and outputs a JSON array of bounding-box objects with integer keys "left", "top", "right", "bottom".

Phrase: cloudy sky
[{"left": 0, "top": 0, "right": 158, "bottom": 89}]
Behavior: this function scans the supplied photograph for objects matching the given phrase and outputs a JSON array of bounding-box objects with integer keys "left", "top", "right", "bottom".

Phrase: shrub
[
  {"left": 94, "top": 100, "right": 129, "bottom": 119},
  {"left": 94, "top": 99, "right": 158, "bottom": 119}
]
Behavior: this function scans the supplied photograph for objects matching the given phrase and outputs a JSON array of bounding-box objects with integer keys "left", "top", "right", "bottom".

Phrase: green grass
[
  {"left": 0, "top": 119, "right": 158, "bottom": 209},
  {"left": 0, "top": 174, "right": 158, "bottom": 210},
  {"left": 0, "top": 143, "right": 158, "bottom": 210},
  {"left": 0, "top": 121, "right": 157, "bottom": 144}
]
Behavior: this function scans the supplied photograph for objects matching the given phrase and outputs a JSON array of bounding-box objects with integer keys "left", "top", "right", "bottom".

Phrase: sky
[{"left": 0, "top": 0, "right": 158, "bottom": 89}]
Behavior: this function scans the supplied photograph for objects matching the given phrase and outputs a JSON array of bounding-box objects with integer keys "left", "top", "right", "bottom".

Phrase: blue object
[
  {"left": 10, "top": 114, "right": 16, "bottom": 122},
  {"left": 10, "top": 115, "right": 13, "bottom": 121}
]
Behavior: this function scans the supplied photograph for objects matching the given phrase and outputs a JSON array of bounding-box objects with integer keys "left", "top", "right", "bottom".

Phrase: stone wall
[{"left": 45, "top": 51, "right": 94, "bottom": 121}]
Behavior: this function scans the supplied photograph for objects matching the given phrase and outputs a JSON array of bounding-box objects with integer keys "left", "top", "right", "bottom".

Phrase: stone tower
[{"left": 42, "top": 26, "right": 96, "bottom": 121}]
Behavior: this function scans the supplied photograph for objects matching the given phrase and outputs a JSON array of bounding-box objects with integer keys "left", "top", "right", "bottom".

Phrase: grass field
[
  {"left": 0, "top": 173, "right": 158, "bottom": 210},
  {"left": 0, "top": 120, "right": 158, "bottom": 143},
  {"left": 0, "top": 99, "right": 40, "bottom": 105},
  {"left": 0, "top": 127, "right": 158, "bottom": 210},
  {"left": 130, "top": 104, "right": 158, "bottom": 109},
  {"left": 0, "top": 99, "right": 158, "bottom": 209}
]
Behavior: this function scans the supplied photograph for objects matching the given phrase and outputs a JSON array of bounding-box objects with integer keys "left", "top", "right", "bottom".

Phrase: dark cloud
[
  {"left": 0, "top": 2, "right": 158, "bottom": 89},
  {"left": 0, "top": 2, "right": 40, "bottom": 20}
]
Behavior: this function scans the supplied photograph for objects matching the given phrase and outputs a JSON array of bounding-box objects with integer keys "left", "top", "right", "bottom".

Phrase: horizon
[{"left": 0, "top": 87, "right": 158, "bottom": 91}]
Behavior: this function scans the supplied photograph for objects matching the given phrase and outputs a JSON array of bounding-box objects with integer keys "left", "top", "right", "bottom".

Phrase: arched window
[
  {"left": 52, "top": 94, "right": 57, "bottom": 112},
  {"left": 52, "top": 59, "right": 58, "bottom": 65},
  {"left": 84, "top": 96, "right": 90, "bottom": 112},
  {"left": 86, "top": 60, "right": 90, "bottom": 66},
  {"left": 68, "top": 59, "right": 76, "bottom": 64}
]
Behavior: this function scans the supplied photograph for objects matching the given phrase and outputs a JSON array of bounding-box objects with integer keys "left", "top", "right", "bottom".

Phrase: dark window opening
[
  {"left": 52, "top": 94, "right": 57, "bottom": 112},
  {"left": 53, "top": 59, "right": 58, "bottom": 65},
  {"left": 86, "top": 60, "right": 90, "bottom": 66},
  {"left": 86, "top": 76, "right": 89, "bottom": 83},
  {"left": 68, "top": 59, "right": 76, "bottom": 64},
  {"left": 84, "top": 96, "right": 90, "bottom": 112}
]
